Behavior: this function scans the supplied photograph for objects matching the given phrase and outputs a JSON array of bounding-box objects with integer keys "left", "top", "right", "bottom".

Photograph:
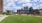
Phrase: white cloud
[
  {"left": 33, "top": 5, "right": 39, "bottom": 9},
  {"left": 22, "top": 3, "right": 32, "bottom": 7},
  {"left": 39, "top": 0, "right": 42, "bottom": 2},
  {"left": 39, "top": 4, "right": 42, "bottom": 9},
  {"left": 13, "top": 0, "right": 18, "bottom": 2},
  {"left": 15, "top": 0, "right": 31, "bottom": 4},
  {"left": 14, "top": 6, "right": 21, "bottom": 10},
  {"left": 30, "top": 0, "right": 40, "bottom": 2},
  {"left": 32, "top": 0, "right": 38, "bottom": 2},
  {"left": 33, "top": 4, "right": 42, "bottom": 9},
  {"left": 4, "top": 0, "right": 16, "bottom": 11},
  {"left": 20, "top": 0, "right": 30, "bottom": 3},
  {"left": 32, "top": 0, "right": 42, "bottom": 3},
  {"left": 16, "top": 1, "right": 22, "bottom": 4},
  {"left": 4, "top": 0, "right": 42, "bottom": 12}
]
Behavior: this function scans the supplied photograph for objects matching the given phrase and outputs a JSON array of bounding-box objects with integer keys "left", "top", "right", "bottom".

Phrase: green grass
[{"left": 0, "top": 15, "right": 42, "bottom": 23}]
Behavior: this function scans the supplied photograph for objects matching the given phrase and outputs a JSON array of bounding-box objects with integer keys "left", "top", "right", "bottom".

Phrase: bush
[
  {"left": 2, "top": 12, "right": 7, "bottom": 14},
  {"left": 2, "top": 12, "right": 11, "bottom": 15}
]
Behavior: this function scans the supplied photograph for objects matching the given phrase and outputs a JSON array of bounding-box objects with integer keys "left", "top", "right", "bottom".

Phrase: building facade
[
  {"left": 39, "top": 9, "right": 42, "bottom": 14},
  {"left": 24, "top": 6, "right": 28, "bottom": 10},
  {"left": 0, "top": 0, "right": 3, "bottom": 13}
]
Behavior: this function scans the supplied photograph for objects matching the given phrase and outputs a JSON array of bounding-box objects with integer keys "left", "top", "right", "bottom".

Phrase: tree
[
  {"left": 35, "top": 9, "right": 40, "bottom": 15},
  {"left": 6, "top": 10, "right": 11, "bottom": 15},
  {"left": 6, "top": 10, "right": 10, "bottom": 13}
]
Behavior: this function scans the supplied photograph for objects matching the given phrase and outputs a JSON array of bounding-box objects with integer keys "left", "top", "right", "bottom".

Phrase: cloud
[
  {"left": 4, "top": 0, "right": 42, "bottom": 12},
  {"left": 20, "top": 0, "right": 30, "bottom": 3},
  {"left": 14, "top": 6, "right": 21, "bottom": 10},
  {"left": 4, "top": 0, "right": 16, "bottom": 11},
  {"left": 33, "top": 4, "right": 42, "bottom": 9},
  {"left": 33, "top": 5, "right": 39, "bottom": 9},
  {"left": 30, "top": 0, "right": 40, "bottom": 2},
  {"left": 22, "top": 3, "right": 32, "bottom": 7},
  {"left": 15, "top": 0, "right": 32, "bottom": 7},
  {"left": 39, "top": 4, "right": 42, "bottom": 9},
  {"left": 39, "top": 0, "right": 42, "bottom": 2}
]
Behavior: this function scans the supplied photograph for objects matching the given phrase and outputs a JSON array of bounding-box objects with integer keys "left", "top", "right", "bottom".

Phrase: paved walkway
[{"left": 0, "top": 15, "right": 8, "bottom": 21}]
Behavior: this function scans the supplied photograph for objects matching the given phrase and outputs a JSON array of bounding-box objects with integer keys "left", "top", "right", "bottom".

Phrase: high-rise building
[
  {"left": 0, "top": 0, "right": 3, "bottom": 13},
  {"left": 24, "top": 6, "right": 29, "bottom": 14},
  {"left": 24, "top": 6, "right": 28, "bottom": 10}
]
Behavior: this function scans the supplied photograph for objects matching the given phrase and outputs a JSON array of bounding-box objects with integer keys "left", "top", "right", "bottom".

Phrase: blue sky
[{"left": 3, "top": 0, "right": 42, "bottom": 12}]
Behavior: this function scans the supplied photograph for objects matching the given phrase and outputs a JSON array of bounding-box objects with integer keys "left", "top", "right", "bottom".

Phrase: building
[
  {"left": 17, "top": 6, "right": 40, "bottom": 15},
  {"left": 0, "top": 0, "right": 3, "bottom": 13},
  {"left": 39, "top": 9, "right": 42, "bottom": 14},
  {"left": 17, "top": 10, "right": 25, "bottom": 14},
  {"left": 17, "top": 6, "right": 29, "bottom": 14},
  {"left": 24, "top": 6, "right": 28, "bottom": 10}
]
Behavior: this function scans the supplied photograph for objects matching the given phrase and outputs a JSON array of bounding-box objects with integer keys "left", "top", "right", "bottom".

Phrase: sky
[{"left": 3, "top": 0, "right": 42, "bottom": 12}]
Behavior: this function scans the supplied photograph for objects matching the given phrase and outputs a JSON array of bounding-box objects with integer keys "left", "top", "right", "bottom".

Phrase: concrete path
[{"left": 0, "top": 15, "right": 9, "bottom": 21}]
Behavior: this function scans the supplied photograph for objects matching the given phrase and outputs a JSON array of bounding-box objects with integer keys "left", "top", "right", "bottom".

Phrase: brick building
[{"left": 0, "top": 0, "right": 3, "bottom": 13}]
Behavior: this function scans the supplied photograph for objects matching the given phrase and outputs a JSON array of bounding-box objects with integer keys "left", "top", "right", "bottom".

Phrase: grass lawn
[{"left": 0, "top": 15, "right": 42, "bottom": 23}]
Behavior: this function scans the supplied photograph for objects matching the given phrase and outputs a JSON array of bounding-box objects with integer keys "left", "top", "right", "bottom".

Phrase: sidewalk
[{"left": 0, "top": 15, "right": 8, "bottom": 21}]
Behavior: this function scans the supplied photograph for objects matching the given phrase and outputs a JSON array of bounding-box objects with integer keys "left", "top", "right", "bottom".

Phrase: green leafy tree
[{"left": 6, "top": 10, "right": 11, "bottom": 15}]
